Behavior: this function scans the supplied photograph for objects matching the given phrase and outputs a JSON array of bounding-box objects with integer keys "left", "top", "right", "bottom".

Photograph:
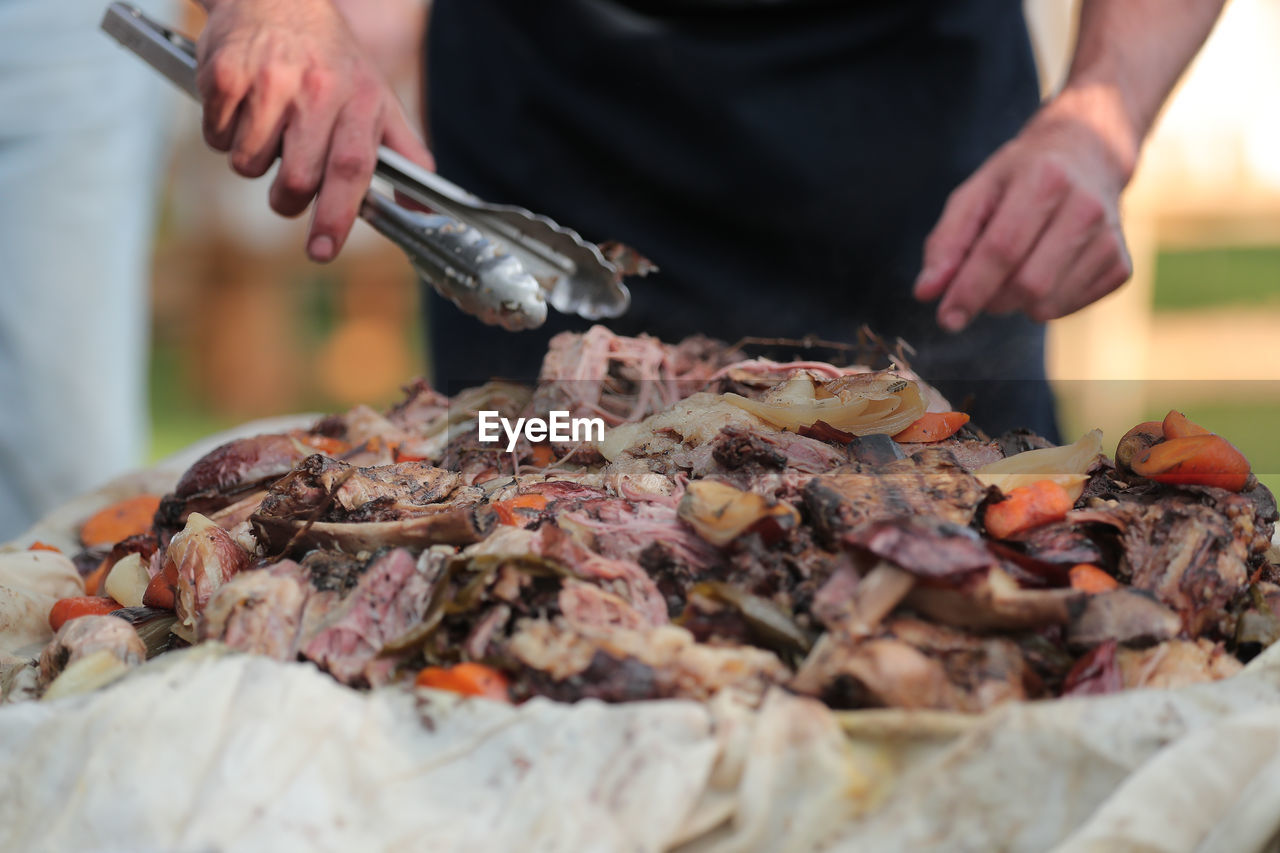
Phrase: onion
[
  {"left": 975, "top": 429, "right": 1104, "bottom": 501},
  {"left": 677, "top": 480, "right": 799, "bottom": 547},
  {"left": 722, "top": 372, "right": 926, "bottom": 436},
  {"left": 104, "top": 553, "right": 149, "bottom": 608}
]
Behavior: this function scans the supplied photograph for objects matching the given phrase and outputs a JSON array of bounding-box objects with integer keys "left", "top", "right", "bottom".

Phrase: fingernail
[
  {"left": 913, "top": 267, "right": 936, "bottom": 298},
  {"left": 308, "top": 235, "right": 334, "bottom": 262},
  {"left": 940, "top": 309, "right": 968, "bottom": 332}
]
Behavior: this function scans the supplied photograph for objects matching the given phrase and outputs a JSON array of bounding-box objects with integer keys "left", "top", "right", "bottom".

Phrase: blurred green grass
[{"left": 1152, "top": 247, "right": 1280, "bottom": 312}]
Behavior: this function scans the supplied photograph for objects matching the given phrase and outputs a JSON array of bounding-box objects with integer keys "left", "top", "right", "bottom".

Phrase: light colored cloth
[{"left": 0, "top": 0, "right": 175, "bottom": 539}]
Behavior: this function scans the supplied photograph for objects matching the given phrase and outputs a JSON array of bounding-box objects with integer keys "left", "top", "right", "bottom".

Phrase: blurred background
[{"left": 146, "top": 2, "right": 1280, "bottom": 492}]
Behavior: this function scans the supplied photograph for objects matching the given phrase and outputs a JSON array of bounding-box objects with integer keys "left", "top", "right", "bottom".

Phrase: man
[{"left": 191, "top": 0, "right": 1225, "bottom": 436}]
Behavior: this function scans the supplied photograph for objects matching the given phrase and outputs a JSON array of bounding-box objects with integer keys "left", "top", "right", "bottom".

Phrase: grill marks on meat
[{"left": 805, "top": 449, "right": 990, "bottom": 542}]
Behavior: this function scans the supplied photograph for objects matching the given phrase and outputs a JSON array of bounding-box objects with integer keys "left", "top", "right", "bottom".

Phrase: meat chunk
[
  {"left": 804, "top": 448, "right": 990, "bottom": 541},
  {"left": 199, "top": 570, "right": 309, "bottom": 660},
  {"left": 302, "top": 548, "right": 436, "bottom": 686},
  {"left": 792, "top": 617, "right": 1035, "bottom": 712}
]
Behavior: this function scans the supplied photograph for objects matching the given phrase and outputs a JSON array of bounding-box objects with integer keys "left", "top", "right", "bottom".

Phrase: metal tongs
[{"left": 101, "top": 2, "right": 633, "bottom": 331}]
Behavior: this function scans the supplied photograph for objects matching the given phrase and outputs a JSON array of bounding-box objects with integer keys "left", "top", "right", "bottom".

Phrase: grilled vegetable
[
  {"left": 79, "top": 494, "right": 161, "bottom": 547},
  {"left": 48, "top": 597, "right": 124, "bottom": 632},
  {"left": 976, "top": 430, "right": 1103, "bottom": 501},
  {"left": 984, "top": 480, "right": 1074, "bottom": 540},
  {"left": 1130, "top": 434, "right": 1250, "bottom": 492},
  {"left": 892, "top": 412, "right": 970, "bottom": 443},
  {"left": 415, "top": 663, "right": 510, "bottom": 701}
]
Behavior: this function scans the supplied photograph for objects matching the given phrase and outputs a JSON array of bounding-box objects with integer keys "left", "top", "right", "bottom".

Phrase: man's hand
[
  {"left": 913, "top": 93, "right": 1134, "bottom": 329},
  {"left": 914, "top": 0, "right": 1227, "bottom": 331},
  {"left": 196, "top": 0, "right": 433, "bottom": 262}
]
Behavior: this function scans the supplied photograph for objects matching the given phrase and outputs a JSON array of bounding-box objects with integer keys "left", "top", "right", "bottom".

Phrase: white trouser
[{"left": 0, "top": 0, "right": 176, "bottom": 539}]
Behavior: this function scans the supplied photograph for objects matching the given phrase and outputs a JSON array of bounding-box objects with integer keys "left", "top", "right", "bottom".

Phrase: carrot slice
[
  {"left": 27, "top": 541, "right": 61, "bottom": 553},
  {"left": 892, "top": 412, "right": 970, "bottom": 444},
  {"left": 1131, "top": 434, "right": 1250, "bottom": 492},
  {"left": 297, "top": 434, "right": 350, "bottom": 456},
  {"left": 529, "top": 444, "right": 557, "bottom": 468},
  {"left": 1161, "top": 410, "right": 1211, "bottom": 440},
  {"left": 79, "top": 494, "right": 161, "bottom": 548},
  {"left": 490, "top": 493, "right": 550, "bottom": 526},
  {"left": 984, "top": 480, "right": 1074, "bottom": 540},
  {"left": 48, "top": 596, "right": 123, "bottom": 632},
  {"left": 83, "top": 559, "right": 111, "bottom": 596},
  {"left": 1069, "top": 563, "right": 1120, "bottom": 594},
  {"left": 415, "top": 663, "right": 510, "bottom": 701}
]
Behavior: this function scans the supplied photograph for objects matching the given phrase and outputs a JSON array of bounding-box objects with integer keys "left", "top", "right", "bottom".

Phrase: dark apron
[{"left": 424, "top": 0, "right": 1058, "bottom": 438}]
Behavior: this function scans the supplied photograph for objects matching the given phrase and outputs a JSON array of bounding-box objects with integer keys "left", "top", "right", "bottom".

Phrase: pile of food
[{"left": 4, "top": 326, "right": 1277, "bottom": 715}]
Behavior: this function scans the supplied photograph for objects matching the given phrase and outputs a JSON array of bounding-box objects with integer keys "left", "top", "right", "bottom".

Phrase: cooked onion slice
[
  {"left": 975, "top": 429, "right": 1104, "bottom": 501},
  {"left": 722, "top": 372, "right": 926, "bottom": 436}
]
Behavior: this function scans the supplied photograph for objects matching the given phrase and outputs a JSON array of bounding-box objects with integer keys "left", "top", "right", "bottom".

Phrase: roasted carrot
[
  {"left": 892, "top": 412, "right": 970, "bottom": 444},
  {"left": 79, "top": 494, "right": 161, "bottom": 548},
  {"left": 1069, "top": 563, "right": 1120, "bottom": 594},
  {"left": 415, "top": 663, "right": 510, "bottom": 701},
  {"left": 490, "top": 493, "right": 550, "bottom": 526},
  {"left": 83, "top": 559, "right": 111, "bottom": 596},
  {"left": 1130, "top": 434, "right": 1250, "bottom": 491},
  {"left": 48, "top": 596, "right": 123, "bottom": 632},
  {"left": 529, "top": 444, "right": 557, "bottom": 468},
  {"left": 1115, "top": 421, "right": 1164, "bottom": 471},
  {"left": 27, "top": 541, "right": 61, "bottom": 553},
  {"left": 392, "top": 442, "right": 433, "bottom": 463},
  {"left": 983, "top": 480, "right": 1075, "bottom": 540},
  {"left": 296, "top": 434, "right": 350, "bottom": 456},
  {"left": 142, "top": 561, "right": 178, "bottom": 611},
  {"left": 1161, "top": 409, "right": 1211, "bottom": 440}
]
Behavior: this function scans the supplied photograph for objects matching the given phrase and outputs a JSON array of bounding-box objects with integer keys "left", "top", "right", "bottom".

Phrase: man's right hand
[{"left": 196, "top": 0, "right": 434, "bottom": 262}]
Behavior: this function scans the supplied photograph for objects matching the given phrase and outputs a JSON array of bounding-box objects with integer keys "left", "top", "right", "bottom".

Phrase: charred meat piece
[
  {"left": 251, "top": 456, "right": 489, "bottom": 555},
  {"left": 1071, "top": 495, "right": 1260, "bottom": 636},
  {"left": 1065, "top": 588, "right": 1181, "bottom": 649},
  {"left": 157, "top": 434, "right": 314, "bottom": 531},
  {"left": 805, "top": 448, "right": 990, "bottom": 542},
  {"left": 256, "top": 455, "right": 463, "bottom": 523},
  {"left": 898, "top": 438, "right": 1004, "bottom": 472}
]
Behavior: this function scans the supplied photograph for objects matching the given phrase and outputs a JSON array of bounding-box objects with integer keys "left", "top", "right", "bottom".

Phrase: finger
[
  {"left": 1027, "top": 227, "right": 1131, "bottom": 322},
  {"left": 984, "top": 288, "right": 1026, "bottom": 317},
  {"left": 197, "top": 49, "right": 250, "bottom": 153},
  {"left": 381, "top": 102, "right": 435, "bottom": 172},
  {"left": 1005, "top": 190, "right": 1110, "bottom": 323},
  {"left": 934, "top": 159, "right": 1070, "bottom": 331},
  {"left": 307, "top": 98, "right": 380, "bottom": 262},
  {"left": 228, "top": 66, "right": 301, "bottom": 178},
  {"left": 914, "top": 170, "right": 1002, "bottom": 302},
  {"left": 269, "top": 98, "right": 343, "bottom": 217}
]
